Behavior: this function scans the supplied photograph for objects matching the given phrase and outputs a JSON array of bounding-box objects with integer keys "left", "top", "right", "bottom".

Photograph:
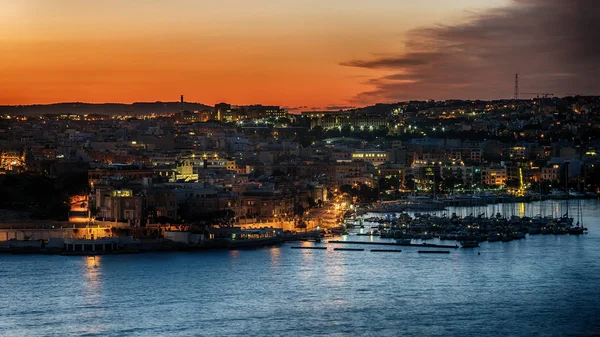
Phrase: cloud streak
[{"left": 343, "top": 0, "right": 600, "bottom": 103}]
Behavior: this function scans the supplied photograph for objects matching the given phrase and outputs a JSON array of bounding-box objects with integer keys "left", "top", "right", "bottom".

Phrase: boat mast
[
  {"left": 433, "top": 170, "right": 436, "bottom": 200},
  {"left": 565, "top": 161, "right": 569, "bottom": 218},
  {"left": 539, "top": 176, "right": 543, "bottom": 218}
]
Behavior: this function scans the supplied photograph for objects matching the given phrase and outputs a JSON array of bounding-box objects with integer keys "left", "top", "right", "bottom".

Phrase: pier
[
  {"left": 291, "top": 246, "right": 327, "bottom": 250},
  {"left": 328, "top": 240, "right": 459, "bottom": 249},
  {"left": 418, "top": 250, "right": 450, "bottom": 254},
  {"left": 370, "top": 249, "right": 402, "bottom": 253}
]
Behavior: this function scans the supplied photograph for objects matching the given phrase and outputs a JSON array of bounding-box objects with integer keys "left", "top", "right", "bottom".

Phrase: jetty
[
  {"left": 370, "top": 249, "right": 402, "bottom": 253},
  {"left": 418, "top": 250, "right": 450, "bottom": 254},
  {"left": 291, "top": 246, "right": 327, "bottom": 250},
  {"left": 328, "top": 240, "right": 458, "bottom": 249}
]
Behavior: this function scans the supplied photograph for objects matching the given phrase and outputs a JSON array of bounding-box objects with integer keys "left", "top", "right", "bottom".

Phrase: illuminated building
[
  {"left": 95, "top": 188, "right": 143, "bottom": 224},
  {"left": 508, "top": 146, "right": 528, "bottom": 160},
  {"left": 0, "top": 151, "right": 25, "bottom": 173},
  {"left": 308, "top": 113, "right": 388, "bottom": 130},
  {"left": 482, "top": 167, "right": 508, "bottom": 186},
  {"left": 541, "top": 165, "right": 560, "bottom": 181},
  {"left": 88, "top": 165, "right": 155, "bottom": 185},
  {"left": 69, "top": 195, "right": 90, "bottom": 223},
  {"left": 351, "top": 150, "right": 389, "bottom": 166}
]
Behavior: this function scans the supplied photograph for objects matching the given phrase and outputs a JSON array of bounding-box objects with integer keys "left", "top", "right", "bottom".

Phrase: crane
[{"left": 521, "top": 92, "right": 554, "bottom": 99}]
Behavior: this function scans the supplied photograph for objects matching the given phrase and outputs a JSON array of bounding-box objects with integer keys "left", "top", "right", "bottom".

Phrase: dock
[
  {"left": 291, "top": 246, "right": 327, "bottom": 250},
  {"left": 370, "top": 249, "right": 402, "bottom": 253},
  {"left": 328, "top": 240, "right": 458, "bottom": 249},
  {"left": 418, "top": 250, "right": 450, "bottom": 254},
  {"left": 333, "top": 248, "right": 365, "bottom": 251}
]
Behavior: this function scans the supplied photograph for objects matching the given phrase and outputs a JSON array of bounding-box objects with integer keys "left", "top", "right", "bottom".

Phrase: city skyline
[{"left": 1, "top": 0, "right": 598, "bottom": 108}]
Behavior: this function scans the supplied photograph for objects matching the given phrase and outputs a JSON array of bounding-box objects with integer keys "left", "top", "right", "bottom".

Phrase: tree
[
  {"left": 376, "top": 125, "right": 389, "bottom": 137},
  {"left": 356, "top": 184, "right": 378, "bottom": 203},
  {"left": 341, "top": 125, "right": 352, "bottom": 137},
  {"left": 340, "top": 184, "right": 354, "bottom": 195},
  {"left": 295, "top": 203, "right": 306, "bottom": 216},
  {"left": 505, "top": 178, "right": 521, "bottom": 189},
  {"left": 404, "top": 175, "right": 416, "bottom": 191},
  {"left": 378, "top": 176, "right": 400, "bottom": 191},
  {"left": 441, "top": 176, "right": 461, "bottom": 193},
  {"left": 310, "top": 125, "right": 324, "bottom": 139}
]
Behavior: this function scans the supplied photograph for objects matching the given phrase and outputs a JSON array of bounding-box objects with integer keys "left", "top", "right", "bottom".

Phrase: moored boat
[
  {"left": 568, "top": 226, "right": 585, "bottom": 235},
  {"left": 488, "top": 233, "right": 502, "bottom": 242},
  {"left": 460, "top": 240, "right": 479, "bottom": 248}
]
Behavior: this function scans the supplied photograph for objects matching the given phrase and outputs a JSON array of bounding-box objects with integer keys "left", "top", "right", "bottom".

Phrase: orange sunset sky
[{"left": 1, "top": 0, "right": 528, "bottom": 108}]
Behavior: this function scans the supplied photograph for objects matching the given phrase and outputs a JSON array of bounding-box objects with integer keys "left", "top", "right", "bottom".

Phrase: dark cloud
[
  {"left": 324, "top": 105, "right": 356, "bottom": 110},
  {"left": 340, "top": 53, "right": 435, "bottom": 69},
  {"left": 283, "top": 105, "right": 309, "bottom": 111},
  {"left": 342, "top": 0, "right": 600, "bottom": 103}
]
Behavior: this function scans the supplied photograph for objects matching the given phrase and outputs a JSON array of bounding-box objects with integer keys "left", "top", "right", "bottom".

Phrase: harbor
[
  {"left": 345, "top": 198, "right": 590, "bottom": 247},
  {"left": 1, "top": 198, "right": 599, "bottom": 337},
  {"left": 2, "top": 200, "right": 599, "bottom": 337},
  {"left": 0, "top": 198, "right": 593, "bottom": 254}
]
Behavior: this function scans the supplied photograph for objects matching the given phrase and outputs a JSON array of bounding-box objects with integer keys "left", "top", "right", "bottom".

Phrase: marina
[{"left": 346, "top": 199, "right": 590, "bottom": 246}]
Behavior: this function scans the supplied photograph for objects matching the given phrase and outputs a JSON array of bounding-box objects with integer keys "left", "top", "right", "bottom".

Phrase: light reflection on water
[
  {"left": 0, "top": 200, "right": 598, "bottom": 337},
  {"left": 83, "top": 256, "right": 101, "bottom": 297},
  {"left": 518, "top": 202, "right": 525, "bottom": 217},
  {"left": 81, "top": 256, "right": 104, "bottom": 335}
]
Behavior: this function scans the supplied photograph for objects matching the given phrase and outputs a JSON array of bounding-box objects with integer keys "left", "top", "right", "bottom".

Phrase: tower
[
  {"left": 514, "top": 73, "right": 519, "bottom": 100},
  {"left": 180, "top": 95, "right": 184, "bottom": 113}
]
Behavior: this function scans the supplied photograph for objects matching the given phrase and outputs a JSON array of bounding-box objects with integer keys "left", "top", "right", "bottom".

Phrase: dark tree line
[{"left": 0, "top": 172, "right": 89, "bottom": 220}]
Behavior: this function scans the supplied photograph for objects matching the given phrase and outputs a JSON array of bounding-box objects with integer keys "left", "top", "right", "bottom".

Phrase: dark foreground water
[{"left": 1, "top": 200, "right": 600, "bottom": 337}]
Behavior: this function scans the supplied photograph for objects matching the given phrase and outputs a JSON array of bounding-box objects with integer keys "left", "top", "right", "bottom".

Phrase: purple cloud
[{"left": 342, "top": 0, "right": 600, "bottom": 103}]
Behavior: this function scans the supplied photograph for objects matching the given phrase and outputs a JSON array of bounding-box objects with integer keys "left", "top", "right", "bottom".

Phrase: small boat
[
  {"left": 553, "top": 227, "right": 568, "bottom": 235},
  {"left": 356, "top": 230, "right": 379, "bottom": 236},
  {"left": 460, "top": 240, "right": 479, "bottom": 248},
  {"left": 568, "top": 226, "right": 585, "bottom": 235},
  {"left": 396, "top": 239, "right": 412, "bottom": 245},
  {"left": 488, "top": 233, "right": 502, "bottom": 242},
  {"left": 420, "top": 234, "right": 433, "bottom": 240},
  {"left": 512, "top": 232, "right": 526, "bottom": 239}
]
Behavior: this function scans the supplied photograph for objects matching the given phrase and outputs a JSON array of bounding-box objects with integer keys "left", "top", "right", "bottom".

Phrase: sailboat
[{"left": 568, "top": 199, "right": 586, "bottom": 235}]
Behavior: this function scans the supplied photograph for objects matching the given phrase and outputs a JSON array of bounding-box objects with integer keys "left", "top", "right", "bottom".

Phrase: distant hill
[{"left": 0, "top": 102, "right": 214, "bottom": 116}]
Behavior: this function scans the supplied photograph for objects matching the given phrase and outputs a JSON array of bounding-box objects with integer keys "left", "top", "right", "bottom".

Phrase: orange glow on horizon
[{"left": 0, "top": 0, "right": 508, "bottom": 107}]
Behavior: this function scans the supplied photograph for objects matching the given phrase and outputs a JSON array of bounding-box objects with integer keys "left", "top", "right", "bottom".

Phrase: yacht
[
  {"left": 446, "top": 194, "right": 485, "bottom": 206},
  {"left": 460, "top": 240, "right": 480, "bottom": 248},
  {"left": 404, "top": 196, "right": 446, "bottom": 211},
  {"left": 550, "top": 189, "right": 569, "bottom": 199},
  {"left": 372, "top": 197, "right": 445, "bottom": 212},
  {"left": 396, "top": 239, "right": 412, "bottom": 245},
  {"left": 568, "top": 190, "right": 585, "bottom": 199}
]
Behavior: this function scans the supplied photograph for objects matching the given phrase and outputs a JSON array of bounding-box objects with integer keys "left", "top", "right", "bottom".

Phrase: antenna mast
[{"left": 514, "top": 73, "right": 519, "bottom": 100}]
